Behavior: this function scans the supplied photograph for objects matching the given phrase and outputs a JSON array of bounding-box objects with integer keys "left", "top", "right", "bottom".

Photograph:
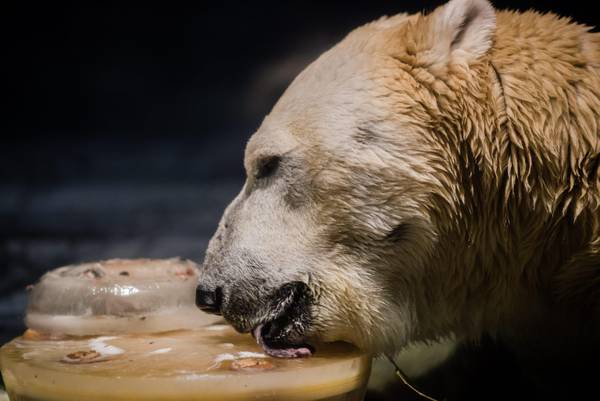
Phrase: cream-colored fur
[{"left": 204, "top": 0, "right": 599, "bottom": 362}]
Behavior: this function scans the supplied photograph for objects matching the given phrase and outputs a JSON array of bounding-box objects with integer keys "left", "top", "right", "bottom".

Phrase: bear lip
[
  {"left": 248, "top": 281, "right": 314, "bottom": 358},
  {"left": 252, "top": 323, "right": 313, "bottom": 358}
]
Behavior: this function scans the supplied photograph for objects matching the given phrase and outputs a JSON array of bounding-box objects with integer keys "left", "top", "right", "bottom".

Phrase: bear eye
[{"left": 255, "top": 156, "right": 281, "bottom": 180}]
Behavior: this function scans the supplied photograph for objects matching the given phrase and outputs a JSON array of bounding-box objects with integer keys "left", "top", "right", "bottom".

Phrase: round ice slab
[
  {"left": 0, "top": 326, "right": 371, "bottom": 401},
  {"left": 26, "top": 258, "right": 221, "bottom": 335}
]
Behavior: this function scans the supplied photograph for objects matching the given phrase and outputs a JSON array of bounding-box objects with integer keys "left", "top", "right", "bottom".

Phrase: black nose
[{"left": 195, "top": 284, "right": 223, "bottom": 315}]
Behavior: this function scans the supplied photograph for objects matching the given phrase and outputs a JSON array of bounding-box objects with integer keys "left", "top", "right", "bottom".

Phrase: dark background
[{"left": 1, "top": 0, "right": 597, "bottom": 397}]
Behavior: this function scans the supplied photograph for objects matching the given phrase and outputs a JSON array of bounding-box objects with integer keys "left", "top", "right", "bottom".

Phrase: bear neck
[{"left": 423, "top": 12, "right": 600, "bottom": 342}]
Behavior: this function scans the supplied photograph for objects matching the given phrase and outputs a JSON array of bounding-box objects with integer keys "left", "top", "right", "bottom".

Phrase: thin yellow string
[{"left": 385, "top": 354, "right": 440, "bottom": 401}]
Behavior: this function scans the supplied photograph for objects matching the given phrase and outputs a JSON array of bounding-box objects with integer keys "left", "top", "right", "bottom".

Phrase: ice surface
[
  {"left": 25, "top": 258, "right": 220, "bottom": 335},
  {"left": 0, "top": 326, "right": 371, "bottom": 401}
]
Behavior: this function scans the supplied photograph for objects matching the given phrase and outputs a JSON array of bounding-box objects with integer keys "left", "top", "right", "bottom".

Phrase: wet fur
[{"left": 201, "top": 0, "right": 600, "bottom": 388}]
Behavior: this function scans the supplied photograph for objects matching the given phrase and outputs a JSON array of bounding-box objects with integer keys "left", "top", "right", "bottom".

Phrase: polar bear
[{"left": 197, "top": 0, "right": 599, "bottom": 397}]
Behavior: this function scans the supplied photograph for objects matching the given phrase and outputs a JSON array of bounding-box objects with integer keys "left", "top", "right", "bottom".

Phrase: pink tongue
[{"left": 253, "top": 325, "right": 312, "bottom": 358}]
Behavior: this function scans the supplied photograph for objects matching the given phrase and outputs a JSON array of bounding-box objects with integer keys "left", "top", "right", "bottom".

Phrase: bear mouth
[
  {"left": 252, "top": 322, "right": 313, "bottom": 358},
  {"left": 250, "top": 281, "right": 314, "bottom": 358}
]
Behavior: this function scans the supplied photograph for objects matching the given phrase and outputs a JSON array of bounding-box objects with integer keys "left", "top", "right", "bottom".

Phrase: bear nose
[{"left": 195, "top": 284, "right": 223, "bottom": 315}]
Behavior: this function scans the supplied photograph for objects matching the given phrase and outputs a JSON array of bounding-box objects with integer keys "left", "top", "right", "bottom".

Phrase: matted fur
[{"left": 201, "top": 0, "right": 599, "bottom": 363}]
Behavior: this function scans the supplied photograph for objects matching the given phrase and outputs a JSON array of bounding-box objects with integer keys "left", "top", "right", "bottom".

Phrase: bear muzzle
[{"left": 195, "top": 280, "right": 315, "bottom": 358}]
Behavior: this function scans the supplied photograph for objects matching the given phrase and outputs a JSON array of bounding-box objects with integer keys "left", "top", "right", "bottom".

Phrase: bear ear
[{"left": 422, "top": 0, "right": 496, "bottom": 69}]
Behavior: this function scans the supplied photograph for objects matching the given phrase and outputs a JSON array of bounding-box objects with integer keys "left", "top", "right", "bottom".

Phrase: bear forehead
[
  {"left": 268, "top": 15, "right": 418, "bottom": 118},
  {"left": 244, "top": 12, "right": 422, "bottom": 168}
]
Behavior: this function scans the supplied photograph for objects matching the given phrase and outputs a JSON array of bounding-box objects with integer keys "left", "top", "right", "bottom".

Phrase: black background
[{"left": 1, "top": 1, "right": 597, "bottom": 397}]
